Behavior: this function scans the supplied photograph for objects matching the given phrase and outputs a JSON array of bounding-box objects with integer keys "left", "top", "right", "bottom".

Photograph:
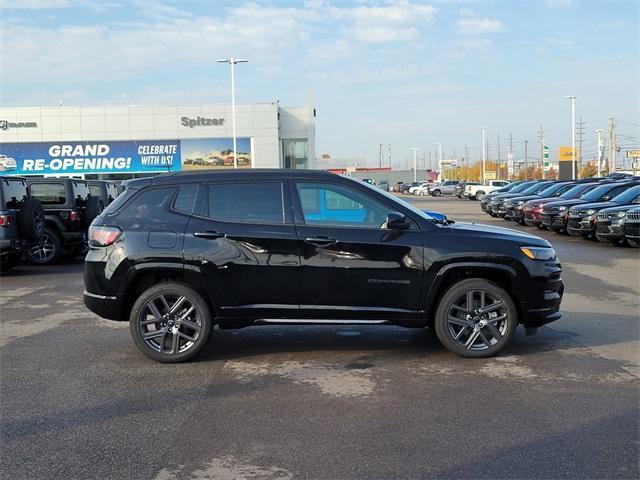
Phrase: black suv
[
  {"left": 26, "top": 178, "right": 104, "bottom": 264},
  {"left": 0, "top": 176, "right": 44, "bottom": 273},
  {"left": 623, "top": 206, "right": 640, "bottom": 247},
  {"left": 84, "top": 170, "right": 563, "bottom": 363}
]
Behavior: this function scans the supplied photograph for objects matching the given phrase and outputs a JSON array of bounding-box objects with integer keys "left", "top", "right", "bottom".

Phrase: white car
[
  {"left": 412, "top": 183, "right": 435, "bottom": 195},
  {"left": 0, "top": 155, "right": 17, "bottom": 172},
  {"left": 465, "top": 180, "right": 511, "bottom": 200},
  {"left": 409, "top": 181, "right": 432, "bottom": 195}
]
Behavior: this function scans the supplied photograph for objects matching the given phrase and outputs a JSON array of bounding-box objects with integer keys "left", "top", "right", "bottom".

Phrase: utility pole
[
  {"left": 576, "top": 116, "right": 585, "bottom": 177},
  {"left": 435, "top": 142, "right": 443, "bottom": 179},
  {"left": 217, "top": 57, "right": 248, "bottom": 168},
  {"left": 524, "top": 139, "right": 529, "bottom": 180},
  {"left": 464, "top": 144, "right": 470, "bottom": 172},
  {"left": 508, "top": 133, "right": 514, "bottom": 180},
  {"left": 497, "top": 135, "right": 501, "bottom": 179},
  {"left": 478, "top": 127, "right": 486, "bottom": 183},
  {"left": 427, "top": 151, "right": 431, "bottom": 171},
  {"left": 564, "top": 95, "right": 577, "bottom": 179},
  {"left": 410, "top": 148, "right": 420, "bottom": 182},
  {"left": 595, "top": 129, "right": 603, "bottom": 176},
  {"left": 388, "top": 144, "right": 391, "bottom": 169},
  {"left": 379, "top": 144, "right": 383, "bottom": 169},
  {"left": 537, "top": 124, "right": 545, "bottom": 179},
  {"left": 609, "top": 116, "right": 616, "bottom": 174}
]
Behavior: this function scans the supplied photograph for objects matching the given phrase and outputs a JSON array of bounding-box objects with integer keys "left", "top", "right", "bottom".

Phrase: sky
[{"left": 0, "top": 0, "right": 638, "bottom": 168}]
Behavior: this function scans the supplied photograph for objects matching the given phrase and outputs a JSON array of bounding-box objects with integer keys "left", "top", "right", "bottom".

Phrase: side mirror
[
  {"left": 601, "top": 195, "right": 611, "bottom": 201},
  {"left": 386, "top": 212, "right": 410, "bottom": 229}
]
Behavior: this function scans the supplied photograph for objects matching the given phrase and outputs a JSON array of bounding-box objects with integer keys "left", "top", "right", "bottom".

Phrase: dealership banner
[{"left": 0, "top": 137, "right": 251, "bottom": 175}]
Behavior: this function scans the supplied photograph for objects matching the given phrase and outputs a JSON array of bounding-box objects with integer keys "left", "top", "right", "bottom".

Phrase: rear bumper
[
  {"left": 83, "top": 291, "right": 126, "bottom": 321},
  {"left": 0, "top": 238, "right": 25, "bottom": 255}
]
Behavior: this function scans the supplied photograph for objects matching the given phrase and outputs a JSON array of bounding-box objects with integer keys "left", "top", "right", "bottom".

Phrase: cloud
[
  {"left": 0, "top": 0, "right": 70, "bottom": 8},
  {"left": 455, "top": 10, "right": 504, "bottom": 34},
  {"left": 543, "top": 0, "right": 575, "bottom": 7},
  {"left": 545, "top": 36, "right": 575, "bottom": 47}
]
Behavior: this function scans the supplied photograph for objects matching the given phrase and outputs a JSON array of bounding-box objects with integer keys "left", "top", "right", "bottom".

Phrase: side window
[
  {"left": 29, "top": 183, "right": 66, "bottom": 205},
  {"left": 2, "top": 179, "right": 28, "bottom": 208},
  {"left": 173, "top": 184, "right": 198, "bottom": 214},
  {"left": 118, "top": 187, "right": 177, "bottom": 224},
  {"left": 204, "top": 182, "right": 284, "bottom": 224},
  {"left": 296, "top": 182, "right": 392, "bottom": 228},
  {"left": 89, "top": 185, "right": 102, "bottom": 198}
]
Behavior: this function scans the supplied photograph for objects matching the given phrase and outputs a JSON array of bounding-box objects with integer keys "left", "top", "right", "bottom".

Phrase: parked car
[
  {"left": 541, "top": 181, "right": 639, "bottom": 234},
  {"left": 504, "top": 181, "right": 573, "bottom": 224},
  {"left": 428, "top": 180, "right": 461, "bottom": 197},
  {"left": 594, "top": 204, "right": 638, "bottom": 245},
  {"left": 480, "top": 181, "right": 529, "bottom": 213},
  {"left": 523, "top": 182, "right": 600, "bottom": 227},
  {"left": 25, "top": 178, "right": 105, "bottom": 264},
  {"left": 0, "top": 176, "right": 44, "bottom": 273},
  {"left": 84, "top": 169, "right": 563, "bottom": 363},
  {"left": 88, "top": 180, "right": 120, "bottom": 206},
  {"left": 378, "top": 180, "right": 389, "bottom": 192},
  {"left": 465, "top": 180, "right": 511, "bottom": 201},
  {"left": 490, "top": 181, "right": 553, "bottom": 218},
  {"left": 566, "top": 185, "right": 640, "bottom": 239},
  {"left": 408, "top": 181, "right": 431, "bottom": 195},
  {"left": 623, "top": 206, "right": 640, "bottom": 247},
  {"left": 455, "top": 182, "right": 480, "bottom": 198},
  {"left": 400, "top": 182, "right": 420, "bottom": 194},
  {"left": 361, "top": 178, "right": 376, "bottom": 186},
  {"left": 392, "top": 181, "right": 405, "bottom": 192},
  {"left": 412, "top": 182, "right": 436, "bottom": 196}
]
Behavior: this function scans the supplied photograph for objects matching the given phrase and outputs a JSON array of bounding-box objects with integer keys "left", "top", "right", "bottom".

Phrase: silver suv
[{"left": 429, "top": 180, "right": 460, "bottom": 197}]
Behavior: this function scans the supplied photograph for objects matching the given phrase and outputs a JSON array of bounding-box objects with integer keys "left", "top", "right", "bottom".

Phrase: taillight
[
  {"left": 70, "top": 211, "right": 78, "bottom": 222},
  {"left": 0, "top": 214, "right": 12, "bottom": 226},
  {"left": 88, "top": 226, "right": 122, "bottom": 247}
]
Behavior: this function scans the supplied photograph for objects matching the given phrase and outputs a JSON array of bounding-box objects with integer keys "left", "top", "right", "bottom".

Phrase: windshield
[
  {"left": 357, "top": 179, "right": 434, "bottom": 220},
  {"left": 508, "top": 181, "right": 535, "bottom": 193},
  {"left": 569, "top": 184, "right": 598, "bottom": 199},
  {"left": 611, "top": 185, "right": 640, "bottom": 203},
  {"left": 536, "top": 183, "right": 565, "bottom": 197},
  {"left": 579, "top": 184, "right": 618, "bottom": 202},
  {"left": 520, "top": 182, "right": 551, "bottom": 195}
]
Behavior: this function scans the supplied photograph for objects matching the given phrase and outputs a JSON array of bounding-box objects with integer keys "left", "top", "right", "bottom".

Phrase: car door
[
  {"left": 290, "top": 179, "right": 424, "bottom": 321},
  {"left": 183, "top": 180, "right": 301, "bottom": 320}
]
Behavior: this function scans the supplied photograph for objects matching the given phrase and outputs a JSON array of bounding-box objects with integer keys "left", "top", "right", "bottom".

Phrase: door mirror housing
[
  {"left": 386, "top": 212, "right": 410, "bottom": 229},
  {"left": 601, "top": 195, "right": 611, "bottom": 201}
]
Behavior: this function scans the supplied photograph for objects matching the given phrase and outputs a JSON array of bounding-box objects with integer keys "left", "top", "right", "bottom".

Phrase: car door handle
[
  {"left": 304, "top": 236, "right": 338, "bottom": 246},
  {"left": 194, "top": 231, "right": 226, "bottom": 240}
]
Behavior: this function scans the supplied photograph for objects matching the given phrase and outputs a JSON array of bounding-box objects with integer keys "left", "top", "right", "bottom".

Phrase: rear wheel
[
  {"left": 627, "top": 238, "right": 640, "bottom": 248},
  {"left": 432, "top": 190, "right": 441, "bottom": 197},
  {"left": 476, "top": 191, "right": 486, "bottom": 201},
  {"left": 129, "top": 282, "right": 213, "bottom": 363},
  {"left": 434, "top": 278, "right": 517, "bottom": 358},
  {"left": 25, "top": 227, "right": 62, "bottom": 264}
]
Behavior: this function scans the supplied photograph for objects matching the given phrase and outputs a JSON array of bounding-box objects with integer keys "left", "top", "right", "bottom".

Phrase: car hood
[
  {"left": 569, "top": 201, "right": 616, "bottom": 211},
  {"left": 525, "top": 197, "right": 563, "bottom": 206},
  {"left": 446, "top": 221, "right": 550, "bottom": 246},
  {"left": 598, "top": 204, "right": 639, "bottom": 214},
  {"left": 506, "top": 194, "right": 541, "bottom": 203},
  {"left": 544, "top": 199, "right": 587, "bottom": 209}
]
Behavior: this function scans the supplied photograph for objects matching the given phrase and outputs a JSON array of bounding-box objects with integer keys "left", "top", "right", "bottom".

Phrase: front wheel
[
  {"left": 129, "top": 282, "right": 213, "bottom": 363},
  {"left": 475, "top": 191, "right": 486, "bottom": 201},
  {"left": 434, "top": 278, "right": 517, "bottom": 358},
  {"left": 431, "top": 190, "right": 441, "bottom": 197},
  {"left": 627, "top": 237, "right": 640, "bottom": 248}
]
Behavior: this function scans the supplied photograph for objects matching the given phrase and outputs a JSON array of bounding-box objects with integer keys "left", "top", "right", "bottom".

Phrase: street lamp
[
  {"left": 478, "top": 127, "right": 486, "bottom": 183},
  {"left": 564, "top": 95, "right": 577, "bottom": 179},
  {"left": 434, "top": 142, "right": 442, "bottom": 179},
  {"left": 410, "top": 148, "right": 420, "bottom": 182},
  {"left": 217, "top": 57, "right": 248, "bottom": 168},
  {"left": 595, "top": 129, "right": 603, "bottom": 176}
]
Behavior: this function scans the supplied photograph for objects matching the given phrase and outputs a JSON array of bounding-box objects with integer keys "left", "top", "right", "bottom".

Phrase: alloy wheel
[
  {"left": 446, "top": 289, "right": 509, "bottom": 351},
  {"left": 137, "top": 293, "right": 202, "bottom": 355},
  {"left": 29, "top": 233, "right": 55, "bottom": 262}
]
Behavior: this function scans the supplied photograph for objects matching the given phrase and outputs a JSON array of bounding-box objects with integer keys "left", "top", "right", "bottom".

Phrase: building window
[{"left": 283, "top": 139, "right": 308, "bottom": 169}]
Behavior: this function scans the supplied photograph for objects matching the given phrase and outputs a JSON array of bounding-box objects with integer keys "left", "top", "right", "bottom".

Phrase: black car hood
[
  {"left": 598, "top": 204, "right": 639, "bottom": 214},
  {"left": 506, "top": 194, "right": 542, "bottom": 203},
  {"left": 446, "top": 222, "right": 550, "bottom": 246},
  {"left": 544, "top": 199, "right": 587, "bottom": 209},
  {"left": 570, "top": 201, "right": 617, "bottom": 211}
]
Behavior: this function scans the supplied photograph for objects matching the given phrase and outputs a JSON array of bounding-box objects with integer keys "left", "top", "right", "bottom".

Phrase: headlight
[
  {"left": 520, "top": 246, "right": 556, "bottom": 261},
  {"left": 558, "top": 206, "right": 567, "bottom": 211},
  {"left": 585, "top": 209, "right": 595, "bottom": 215},
  {"left": 614, "top": 211, "right": 626, "bottom": 217}
]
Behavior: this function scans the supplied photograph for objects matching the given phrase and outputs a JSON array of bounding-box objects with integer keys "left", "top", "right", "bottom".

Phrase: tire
[
  {"left": 0, "top": 254, "right": 19, "bottom": 274},
  {"left": 129, "top": 282, "right": 213, "bottom": 363},
  {"left": 626, "top": 237, "right": 640, "bottom": 248},
  {"left": 17, "top": 197, "right": 44, "bottom": 242},
  {"left": 434, "top": 278, "right": 517, "bottom": 358},
  {"left": 432, "top": 190, "right": 441, "bottom": 197},
  {"left": 25, "top": 226, "right": 63, "bottom": 264},
  {"left": 476, "top": 191, "right": 486, "bottom": 201},
  {"left": 567, "top": 228, "right": 583, "bottom": 237},
  {"left": 84, "top": 197, "right": 104, "bottom": 227}
]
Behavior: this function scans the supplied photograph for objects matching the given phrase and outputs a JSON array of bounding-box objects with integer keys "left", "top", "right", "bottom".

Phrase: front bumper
[
  {"left": 541, "top": 212, "right": 567, "bottom": 231},
  {"left": 624, "top": 223, "right": 640, "bottom": 239},
  {"left": 523, "top": 209, "right": 543, "bottom": 226},
  {"left": 504, "top": 206, "right": 524, "bottom": 221},
  {"left": 595, "top": 221, "right": 624, "bottom": 240},
  {"left": 567, "top": 216, "right": 595, "bottom": 236},
  {"left": 520, "top": 265, "right": 564, "bottom": 328},
  {"left": 492, "top": 204, "right": 507, "bottom": 217}
]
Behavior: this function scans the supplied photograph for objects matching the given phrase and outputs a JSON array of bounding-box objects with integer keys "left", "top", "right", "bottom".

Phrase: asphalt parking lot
[{"left": 1, "top": 196, "right": 638, "bottom": 480}]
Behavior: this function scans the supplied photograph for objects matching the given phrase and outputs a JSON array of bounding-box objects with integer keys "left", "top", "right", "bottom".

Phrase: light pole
[
  {"left": 410, "top": 148, "right": 420, "bottom": 182},
  {"left": 217, "top": 57, "right": 248, "bottom": 168},
  {"left": 595, "top": 129, "right": 603, "bottom": 176},
  {"left": 478, "top": 127, "right": 486, "bottom": 183},
  {"left": 564, "top": 95, "right": 577, "bottom": 179},
  {"left": 434, "top": 142, "right": 442, "bottom": 180}
]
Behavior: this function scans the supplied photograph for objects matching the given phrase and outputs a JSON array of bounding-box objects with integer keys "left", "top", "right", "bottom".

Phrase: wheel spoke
[
  {"left": 478, "top": 330, "right": 491, "bottom": 347},
  {"left": 147, "top": 301, "right": 164, "bottom": 322},
  {"left": 465, "top": 330, "right": 480, "bottom": 349},
  {"left": 171, "top": 332, "right": 179, "bottom": 354},
  {"left": 180, "top": 318, "right": 201, "bottom": 331},
  {"left": 454, "top": 326, "right": 468, "bottom": 340},
  {"left": 480, "top": 301, "right": 503, "bottom": 314},
  {"left": 450, "top": 304, "right": 470, "bottom": 314},
  {"left": 159, "top": 295, "right": 171, "bottom": 313},
  {"left": 486, "top": 314, "right": 507, "bottom": 324},
  {"left": 466, "top": 291, "right": 474, "bottom": 311},
  {"left": 168, "top": 296, "right": 187, "bottom": 315},
  {"left": 179, "top": 306, "right": 196, "bottom": 321},
  {"left": 485, "top": 322, "right": 503, "bottom": 340},
  {"left": 142, "top": 329, "right": 165, "bottom": 340},
  {"left": 480, "top": 290, "right": 486, "bottom": 309},
  {"left": 158, "top": 332, "right": 167, "bottom": 353},
  {"left": 447, "top": 315, "right": 472, "bottom": 327},
  {"left": 179, "top": 331, "right": 196, "bottom": 342}
]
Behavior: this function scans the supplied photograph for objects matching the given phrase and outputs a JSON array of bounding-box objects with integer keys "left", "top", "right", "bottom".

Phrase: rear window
[
  {"left": 203, "top": 182, "right": 284, "bottom": 224},
  {"left": 89, "top": 184, "right": 102, "bottom": 198},
  {"left": 30, "top": 182, "right": 66, "bottom": 205},
  {"left": 117, "top": 187, "right": 177, "bottom": 223},
  {"left": 173, "top": 184, "right": 198, "bottom": 214},
  {"left": 2, "top": 178, "right": 28, "bottom": 208}
]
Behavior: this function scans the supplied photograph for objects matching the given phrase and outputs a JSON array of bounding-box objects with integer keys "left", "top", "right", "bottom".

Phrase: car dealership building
[{"left": 0, "top": 95, "right": 316, "bottom": 178}]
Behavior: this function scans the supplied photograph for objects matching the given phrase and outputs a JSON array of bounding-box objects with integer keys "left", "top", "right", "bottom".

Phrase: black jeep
[
  {"left": 25, "top": 178, "right": 104, "bottom": 264},
  {"left": 0, "top": 176, "right": 44, "bottom": 273},
  {"left": 88, "top": 180, "right": 120, "bottom": 207},
  {"left": 84, "top": 169, "right": 563, "bottom": 363}
]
